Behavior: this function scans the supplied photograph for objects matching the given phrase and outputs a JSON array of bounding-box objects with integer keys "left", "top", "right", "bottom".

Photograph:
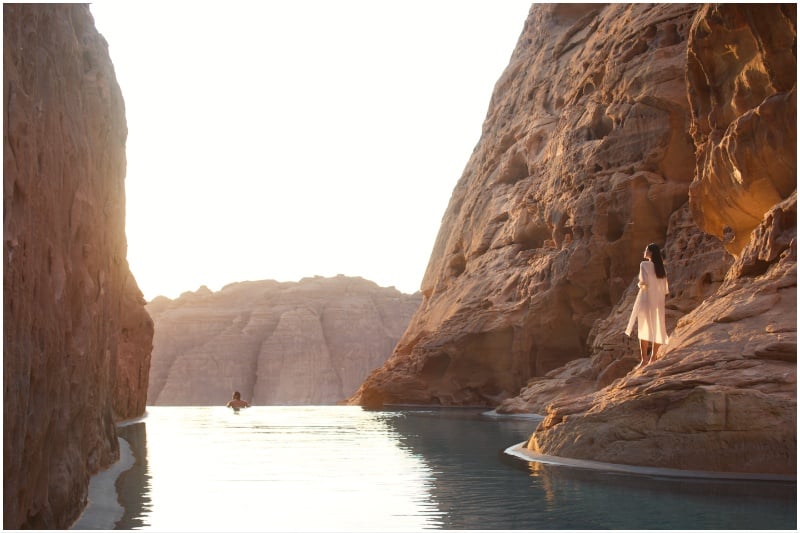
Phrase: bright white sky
[{"left": 89, "top": 1, "right": 532, "bottom": 300}]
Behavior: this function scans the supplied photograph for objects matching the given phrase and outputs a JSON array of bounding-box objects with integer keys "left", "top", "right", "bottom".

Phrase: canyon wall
[
  {"left": 527, "top": 3, "right": 796, "bottom": 475},
  {"left": 350, "top": 4, "right": 796, "bottom": 474},
  {"left": 351, "top": 3, "right": 705, "bottom": 407},
  {"left": 3, "top": 4, "right": 153, "bottom": 529},
  {"left": 146, "top": 276, "right": 421, "bottom": 405}
]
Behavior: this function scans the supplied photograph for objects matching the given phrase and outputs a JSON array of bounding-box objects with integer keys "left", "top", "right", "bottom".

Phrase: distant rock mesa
[
  {"left": 147, "top": 276, "right": 422, "bottom": 405},
  {"left": 3, "top": 4, "right": 153, "bottom": 529},
  {"left": 349, "top": 4, "right": 796, "bottom": 475}
]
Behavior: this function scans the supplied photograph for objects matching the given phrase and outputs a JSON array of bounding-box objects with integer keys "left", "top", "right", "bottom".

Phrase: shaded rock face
[
  {"left": 114, "top": 275, "right": 155, "bottom": 419},
  {"left": 146, "top": 276, "right": 421, "bottom": 405},
  {"left": 3, "top": 4, "right": 153, "bottom": 529},
  {"left": 351, "top": 4, "right": 702, "bottom": 408}
]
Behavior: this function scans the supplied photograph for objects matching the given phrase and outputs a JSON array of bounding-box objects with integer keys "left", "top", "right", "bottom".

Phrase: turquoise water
[{"left": 111, "top": 406, "right": 795, "bottom": 530}]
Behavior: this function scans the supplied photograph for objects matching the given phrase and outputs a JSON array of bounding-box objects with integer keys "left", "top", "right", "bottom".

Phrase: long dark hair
[{"left": 647, "top": 243, "right": 666, "bottom": 279}]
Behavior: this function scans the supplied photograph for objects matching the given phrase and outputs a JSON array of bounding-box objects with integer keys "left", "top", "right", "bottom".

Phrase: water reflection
[
  {"left": 523, "top": 459, "right": 797, "bottom": 530},
  {"left": 113, "top": 407, "right": 444, "bottom": 531},
  {"left": 115, "top": 423, "right": 152, "bottom": 529},
  {"left": 381, "top": 408, "right": 539, "bottom": 529},
  {"left": 109, "top": 407, "right": 796, "bottom": 531},
  {"left": 382, "top": 408, "right": 796, "bottom": 530}
]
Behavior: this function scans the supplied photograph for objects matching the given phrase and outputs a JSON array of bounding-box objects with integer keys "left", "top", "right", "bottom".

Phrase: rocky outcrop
[
  {"left": 529, "top": 193, "right": 796, "bottom": 474},
  {"left": 146, "top": 276, "right": 421, "bottom": 405},
  {"left": 351, "top": 3, "right": 703, "bottom": 408},
  {"left": 114, "top": 274, "right": 155, "bottom": 419},
  {"left": 525, "top": 3, "right": 796, "bottom": 475},
  {"left": 687, "top": 4, "right": 796, "bottom": 255},
  {"left": 3, "top": 4, "right": 153, "bottom": 529},
  {"left": 498, "top": 201, "right": 733, "bottom": 413},
  {"left": 351, "top": 3, "right": 796, "bottom": 474}
]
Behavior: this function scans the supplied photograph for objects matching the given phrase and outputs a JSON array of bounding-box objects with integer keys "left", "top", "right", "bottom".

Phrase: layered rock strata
[
  {"left": 146, "top": 276, "right": 421, "bottom": 405},
  {"left": 3, "top": 4, "right": 153, "bottom": 529},
  {"left": 350, "top": 3, "right": 796, "bottom": 475}
]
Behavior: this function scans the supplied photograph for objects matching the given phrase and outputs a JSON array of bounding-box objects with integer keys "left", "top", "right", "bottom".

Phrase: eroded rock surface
[
  {"left": 351, "top": 4, "right": 702, "bottom": 408},
  {"left": 3, "top": 4, "right": 153, "bottom": 529},
  {"left": 351, "top": 3, "right": 796, "bottom": 475},
  {"left": 529, "top": 193, "right": 796, "bottom": 474},
  {"left": 522, "top": 4, "right": 796, "bottom": 475},
  {"left": 687, "top": 4, "right": 796, "bottom": 255},
  {"left": 146, "top": 276, "right": 421, "bottom": 405}
]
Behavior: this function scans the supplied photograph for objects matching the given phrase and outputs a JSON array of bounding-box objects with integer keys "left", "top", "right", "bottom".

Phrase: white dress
[{"left": 625, "top": 260, "right": 669, "bottom": 344}]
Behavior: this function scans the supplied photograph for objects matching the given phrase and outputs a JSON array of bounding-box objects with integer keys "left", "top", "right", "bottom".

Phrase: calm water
[{"left": 111, "top": 406, "right": 795, "bottom": 530}]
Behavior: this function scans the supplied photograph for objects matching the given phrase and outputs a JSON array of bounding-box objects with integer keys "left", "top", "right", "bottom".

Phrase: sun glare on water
[{"left": 139, "top": 407, "right": 442, "bottom": 531}]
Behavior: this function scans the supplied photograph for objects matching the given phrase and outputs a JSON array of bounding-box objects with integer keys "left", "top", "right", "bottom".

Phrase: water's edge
[
  {"left": 69, "top": 407, "right": 796, "bottom": 530},
  {"left": 70, "top": 436, "right": 136, "bottom": 529},
  {"left": 505, "top": 442, "right": 797, "bottom": 482}
]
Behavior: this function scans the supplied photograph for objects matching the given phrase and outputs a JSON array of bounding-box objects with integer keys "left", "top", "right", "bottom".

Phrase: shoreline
[
  {"left": 505, "top": 441, "right": 797, "bottom": 482},
  {"left": 481, "top": 409, "right": 545, "bottom": 421},
  {"left": 70, "top": 435, "right": 135, "bottom": 530}
]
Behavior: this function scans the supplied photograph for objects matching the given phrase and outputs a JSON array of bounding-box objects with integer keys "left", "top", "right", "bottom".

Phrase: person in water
[
  {"left": 625, "top": 242, "right": 669, "bottom": 367},
  {"left": 226, "top": 391, "right": 250, "bottom": 410}
]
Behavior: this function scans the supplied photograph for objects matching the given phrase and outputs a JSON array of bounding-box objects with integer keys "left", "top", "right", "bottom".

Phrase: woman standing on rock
[{"left": 625, "top": 243, "right": 669, "bottom": 367}]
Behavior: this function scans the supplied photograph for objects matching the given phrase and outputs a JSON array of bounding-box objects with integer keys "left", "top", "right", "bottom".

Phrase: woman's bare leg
[
  {"left": 650, "top": 343, "right": 661, "bottom": 363},
  {"left": 639, "top": 339, "right": 651, "bottom": 366}
]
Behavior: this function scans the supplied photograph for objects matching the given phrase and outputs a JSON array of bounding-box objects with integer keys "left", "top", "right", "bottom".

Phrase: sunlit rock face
[
  {"left": 3, "top": 4, "right": 153, "bottom": 529},
  {"left": 350, "top": 4, "right": 702, "bottom": 408},
  {"left": 351, "top": 3, "right": 796, "bottom": 474},
  {"left": 146, "top": 276, "right": 421, "bottom": 405},
  {"left": 525, "top": 4, "right": 796, "bottom": 475},
  {"left": 530, "top": 193, "right": 796, "bottom": 474},
  {"left": 498, "top": 201, "right": 734, "bottom": 414},
  {"left": 687, "top": 4, "right": 796, "bottom": 256}
]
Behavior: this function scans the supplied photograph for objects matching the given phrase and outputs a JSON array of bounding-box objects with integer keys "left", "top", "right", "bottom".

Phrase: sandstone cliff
[
  {"left": 526, "top": 3, "right": 796, "bottom": 475},
  {"left": 146, "top": 276, "right": 421, "bottom": 405},
  {"left": 351, "top": 3, "right": 705, "bottom": 407},
  {"left": 350, "top": 4, "right": 796, "bottom": 475},
  {"left": 3, "top": 5, "right": 153, "bottom": 529}
]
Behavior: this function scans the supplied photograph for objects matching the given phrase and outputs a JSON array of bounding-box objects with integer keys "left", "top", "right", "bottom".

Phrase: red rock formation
[
  {"left": 351, "top": 4, "right": 702, "bottom": 408},
  {"left": 3, "top": 4, "right": 152, "bottom": 529},
  {"left": 146, "top": 276, "right": 421, "bottom": 405},
  {"left": 525, "top": 4, "right": 796, "bottom": 474},
  {"left": 687, "top": 4, "right": 796, "bottom": 255},
  {"left": 351, "top": 3, "right": 796, "bottom": 474},
  {"left": 530, "top": 193, "right": 796, "bottom": 474},
  {"left": 114, "top": 272, "right": 154, "bottom": 419},
  {"left": 498, "top": 201, "right": 734, "bottom": 414}
]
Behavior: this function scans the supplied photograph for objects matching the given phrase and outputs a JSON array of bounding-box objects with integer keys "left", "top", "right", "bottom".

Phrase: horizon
[
  {"left": 148, "top": 272, "right": 424, "bottom": 302},
  {"left": 89, "top": 1, "right": 533, "bottom": 301}
]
